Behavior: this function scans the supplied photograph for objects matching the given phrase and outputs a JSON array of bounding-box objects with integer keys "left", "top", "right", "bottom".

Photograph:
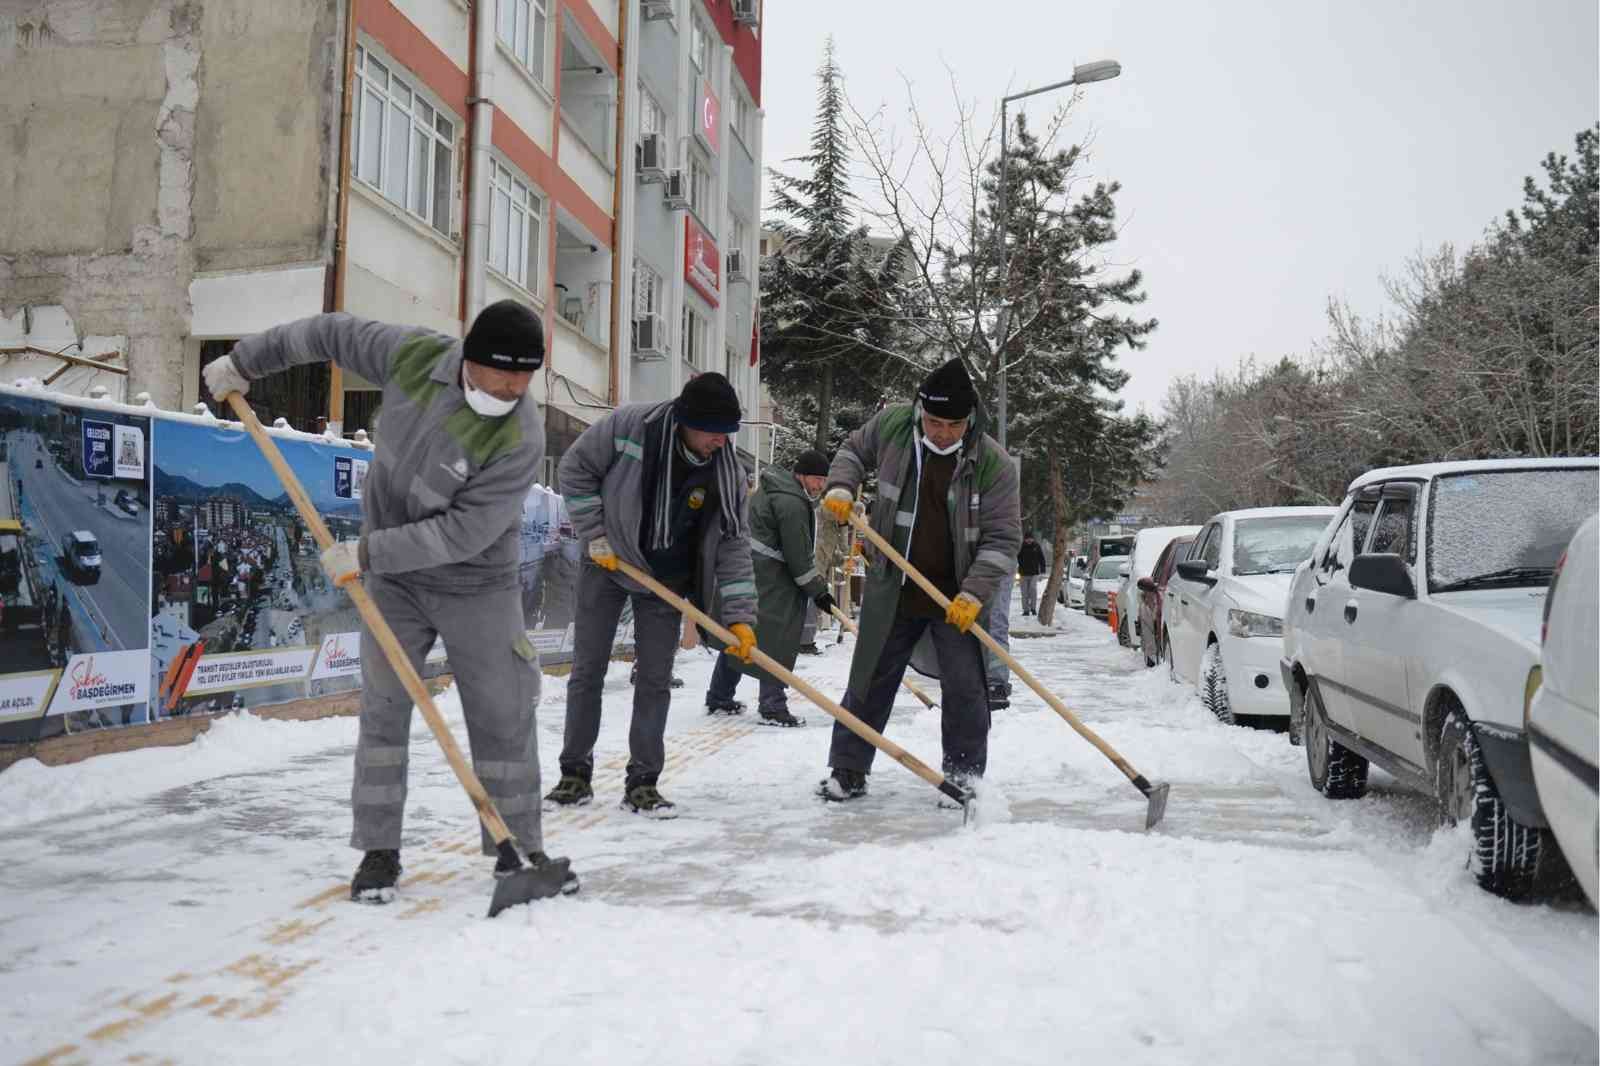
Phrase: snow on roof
[
  {"left": 1209, "top": 506, "right": 1339, "bottom": 522},
  {"left": 1349, "top": 456, "right": 1599, "bottom": 492}
]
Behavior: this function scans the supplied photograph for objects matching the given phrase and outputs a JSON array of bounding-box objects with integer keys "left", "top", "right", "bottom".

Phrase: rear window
[
  {"left": 1428, "top": 468, "right": 1599, "bottom": 591},
  {"left": 1093, "top": 558, "right": 1125, "bottom": 579}
]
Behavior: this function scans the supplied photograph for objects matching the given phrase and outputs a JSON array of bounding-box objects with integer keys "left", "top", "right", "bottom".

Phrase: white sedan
[{"left": 1165, "top": 506, "right": 1337, "bottom": 722}]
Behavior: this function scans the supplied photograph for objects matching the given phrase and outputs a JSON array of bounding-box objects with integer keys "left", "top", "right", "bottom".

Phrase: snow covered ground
[{"left": 2, "top": 602, "right": 1595, "bottom": 1065}]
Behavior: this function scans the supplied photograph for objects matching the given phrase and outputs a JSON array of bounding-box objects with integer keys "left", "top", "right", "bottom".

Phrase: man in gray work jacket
[
  {"left": 203, "top": 300, "right": 575, "bottom": 904},
  {"left": 818, "top": 359, "right": 1020, "bottom": 802},
  {"left": 544, "top": 373, "right": 758, "bottom": 819}
]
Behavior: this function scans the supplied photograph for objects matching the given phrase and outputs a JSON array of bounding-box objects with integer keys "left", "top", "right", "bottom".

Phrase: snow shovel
[
  {"left": 825, "top": 604, "right": 938, "bottom": 710},
  {"left": 223, "top": 392, "right": 570, "bottom": 917},
  {"left": 610, "top": 556, "right": 976, "bottom": 820},
  {"left": 846, "top": 510, "right": 1170, "bottom": 830}
]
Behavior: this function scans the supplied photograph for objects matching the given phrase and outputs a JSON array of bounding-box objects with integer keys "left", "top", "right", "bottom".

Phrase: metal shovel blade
[
  {"left": 1143, "top": 781, "right": 1171, "bottom": 830},
  {"left": 487, "top": 856, "right": 573, "bottom": 918}
]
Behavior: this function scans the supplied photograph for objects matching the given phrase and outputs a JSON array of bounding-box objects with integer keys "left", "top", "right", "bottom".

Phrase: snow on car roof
[
  {"left": 1208, "top": 506, "right": 1338, "bottom": 522},
  {"left": 1349, "top": 456, "right": 1598, "bottom": 492}
]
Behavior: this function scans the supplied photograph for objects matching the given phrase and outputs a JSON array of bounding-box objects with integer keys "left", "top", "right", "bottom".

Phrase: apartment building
[{"left": 0, "top": 0, "right": 765, "bottom": 472}]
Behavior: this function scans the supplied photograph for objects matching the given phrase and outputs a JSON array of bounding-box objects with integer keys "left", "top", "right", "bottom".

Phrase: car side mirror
[
  {"left": 1349, "top": 553, "right": 1416, "bottom": 599},
  {"left": 1176, "top": 559, "right": 1215, "bottom": 585},
  {"left": 1136, "top": 576, "right": 1156, "bottom": 593}
]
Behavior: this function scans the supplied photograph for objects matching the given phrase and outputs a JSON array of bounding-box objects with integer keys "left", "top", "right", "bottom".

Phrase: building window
[
  {"left": 680, "top": 303, "right": 710, "bottom": 369},
  {"left": 353, "top": 45, "right": 455, "bottom": 236},
  {"left": 687, "top": 147, "right": 712, "bottom": 221},
  {"left": 730, "top": 215, "right": 748, "bottom": 265},
  {"left": 638, "top": 82, "right": 669, "bottom": 146},
  {"left": 560, "top": 23, "right": 616, "bottom": 160},
  {"left": 731, "top": 90, "right": 752, "bottom": 146},
  {"left": 497, "top": 0, "right": 549, "bottom": 85},
  {"left": 632, "top": 260, "right": 663, "bottom": 321},
  {"left": 690, "top": 15, "right": 711, "bottom": 74},
  {"left": 488, "top": 160, "right": 544, "bottom": 292}
]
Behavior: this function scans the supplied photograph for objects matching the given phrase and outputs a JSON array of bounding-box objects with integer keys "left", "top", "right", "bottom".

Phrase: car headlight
[
  {"left": 1227, "top": 609, "right": 1283, "bottom": 638},
  {"left": 1524, "top": 665, "right": 1542, "bottom": 729}
]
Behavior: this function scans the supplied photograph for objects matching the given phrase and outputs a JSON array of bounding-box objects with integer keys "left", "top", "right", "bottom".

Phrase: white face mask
[
  {"left": 922, "top": 434, "right": 962, "bottom": 456},
  {"left": 463, "top": 368, "right": 519, "bottom": 418}
]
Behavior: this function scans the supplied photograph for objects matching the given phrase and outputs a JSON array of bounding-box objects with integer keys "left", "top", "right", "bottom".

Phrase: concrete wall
[{"left": 0, "top": 0, "right": 340, "bottom": 407}]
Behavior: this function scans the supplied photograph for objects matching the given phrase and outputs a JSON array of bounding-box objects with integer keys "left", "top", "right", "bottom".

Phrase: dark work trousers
[
  {"left": 828, "top": 614, "right": 990, "bottom": 779},
  {"left": 559, "top": 560, "right": 684, "bottom": 784},
  {"left": 707, "top": 651, "right": 789, "bottom": 714}
]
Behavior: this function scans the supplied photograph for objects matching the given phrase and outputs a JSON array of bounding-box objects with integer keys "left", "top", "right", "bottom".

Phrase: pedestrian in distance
[
  {"left": 1018, "top": 531, "right": 1047, "bottom": 617},
  {"left": 545, "top": 372, "right": 758, "bottom": 819},
  {"left": 817, "top": 358, "right": 1021, "bottom": 802},
  {"left": 203, "top": 301, "right": 576, "bottom": 904},
  {"left": 703, "top": 448, "right": 834, "bottom": 727}
]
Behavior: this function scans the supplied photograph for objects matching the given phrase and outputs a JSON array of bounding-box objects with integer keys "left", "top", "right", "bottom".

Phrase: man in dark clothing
[
  {"left": 817, "top": 359, "right": 1021, "bottom": 802},
  {"left": 545, "top": 373, "right": 757, "bottom": 820},
  {"left": 704, "top": 449, "right": 833, "bottom": 726},
  {"left": 1018, "top": 532, "right": 1047, "bottom": 616}
]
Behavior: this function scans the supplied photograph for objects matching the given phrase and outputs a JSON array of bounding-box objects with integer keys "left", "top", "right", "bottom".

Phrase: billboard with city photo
[{"left": 0, "top": 393, "right": 153, "bottom": 739}]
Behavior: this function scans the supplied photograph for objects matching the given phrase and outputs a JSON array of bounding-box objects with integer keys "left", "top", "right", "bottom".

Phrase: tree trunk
[
  {"left": 814, "top": 363, "right": 835, "bottom": 450},
  {"left": 1038, "top": 450, "right": 1069, "bottom": 627}
]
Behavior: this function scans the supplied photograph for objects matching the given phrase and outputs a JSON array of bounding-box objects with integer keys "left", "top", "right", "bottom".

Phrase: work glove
[
  {"left": 813, "top": 591, "right": 836, "bottom": 616},
  {"left": 588, "top": 536, "right": 619, "bottom": 571},
  {"left": 727, "top": 622, "right": 757, "bottom": 663},
  {"left": 202, "top": 354, "right": 251, "bottom": 400},
  {"left": 945, "top": 591, "right": 982, "bottom": 634},
  {"left": 320, "top": 540, "right": 362, "bottom": 588},
  {"left": 821, "top": 487, "right": 855, "bottom": 524}
]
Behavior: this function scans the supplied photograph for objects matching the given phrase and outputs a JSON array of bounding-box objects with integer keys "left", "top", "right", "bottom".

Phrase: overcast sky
[{"left": 758, "top": 0, "right": 1598, "bottom": 416}]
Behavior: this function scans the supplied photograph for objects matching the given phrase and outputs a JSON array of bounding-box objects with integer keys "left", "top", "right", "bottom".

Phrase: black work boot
[
  {"left": 543, "top": 766, "right": 594, "bottom": 808},
  {"left": 493, "top": 849, "right": 582, "bottom": 896},
  {"left": 816, "top": 767, "right": 868, "bottom": 802},
  {"left": 798, "top": 642, "right": 823, "bottom": 656},
  {"left": 757, "top": 708, "right": 806, "bottom": 727},
  {"left": 350, "top": 849, "right": 402, "bottom": 904},
  {"left": 987, "top": 683, "right": 1011, "bottom": 710},
  {"left": 705, "top": 696, "right": 746, "bottom": 716},
  {"left": 621, "top": 776, "right": 680, "bottom": 819}
]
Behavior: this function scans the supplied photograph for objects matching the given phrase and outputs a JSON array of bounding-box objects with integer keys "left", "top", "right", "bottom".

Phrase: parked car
[
  {"left": 1166, "top": 506, "right": 1338, "bottom": 722},
  {"left": 63, "top": 530, "right": 102, "bottom": 582},
  {"left": 1138, "top": 534, "right": 1195, "bottom": 668},
  {"left": 1115, "top": 526, "right": 1201, "bottom": 648},
  {"left": 113, "top": 488, "right": 140, "bottom": 515},
  {"left": 1086, "top": 534, "right": 1134, "bottom": 589},
  {"left": 1063, "top": 555, "right": 1088, "bottom": 608},
  {"left": 1085, "top": 556, "right": 1127, "bottom": 619},
  {"left": 1281, "top": 458, "right": 1598, "bottom": 899},
  {"left": 1528, "top": 514, "right": 1598, "bottom": 907}
]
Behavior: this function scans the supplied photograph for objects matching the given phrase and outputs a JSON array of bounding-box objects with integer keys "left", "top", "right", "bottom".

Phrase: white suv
[{"left": 1281, "top": 458, "right": 1599, "bottom": 899}]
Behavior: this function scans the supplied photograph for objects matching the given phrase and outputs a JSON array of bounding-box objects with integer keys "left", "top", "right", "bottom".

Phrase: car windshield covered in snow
[
  {"left": 1232, "top": 516, "right": 1329, "bottom": 575},
  {"left": 1428, "top": 468, "right": 1599, "bottom": 592},
  {"left": 1093, "top": 557, "right": 1126, "bottom": 580}
]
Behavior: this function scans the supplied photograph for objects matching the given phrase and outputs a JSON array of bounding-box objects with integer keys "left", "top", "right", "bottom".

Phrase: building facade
[{"left": 0, "top": 0, "right": 765, "bottom": 473}]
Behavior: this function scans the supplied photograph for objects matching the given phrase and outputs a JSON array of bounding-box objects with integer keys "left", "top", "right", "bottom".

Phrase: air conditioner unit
[
  {"left": 731, "top": 0, "right": 759, "bottom": 27},
  {"left": 641, "top": 0, "right": 674, "bottom": 21},
  {"left": 637, "top": 132, "right": 667, "bottom": 183},
  {"left": 632, "top": 313, "right": 668, "bottom": 360},
  {"left": 663, "top": 170, "right": 690, "bottom": 209},
  {"left": 726, "top": 248, "right": 747, "bottom": 281}
]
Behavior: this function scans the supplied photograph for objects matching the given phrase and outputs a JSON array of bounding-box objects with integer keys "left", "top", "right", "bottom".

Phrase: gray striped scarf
[{"left": 649, "top": 408, "right": 744, "bottom": 551}]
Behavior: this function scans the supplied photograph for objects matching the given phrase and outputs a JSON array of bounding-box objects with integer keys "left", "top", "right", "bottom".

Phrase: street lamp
[{"left": 995, "top": 60, "right": 1121, "bottom": 451}]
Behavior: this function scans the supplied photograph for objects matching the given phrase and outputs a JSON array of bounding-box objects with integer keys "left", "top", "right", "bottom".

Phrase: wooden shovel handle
[{"left": 225, "top": 392, "right": 516, "bottom": 847}]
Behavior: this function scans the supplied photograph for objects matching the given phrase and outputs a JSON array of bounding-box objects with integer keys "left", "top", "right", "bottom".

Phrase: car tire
[
  {"left": 1117, "top": 615, "right": 1132, "bottom": 648},
  {"left": 1199, "top": 642, "right": 1235, "bottom": 725},
  {"left": 1304, "top": 678, "right": 1368, "bottom": 799},
  {"left": 1436, "top": 707, "right": 1550, "bottom": 900}
]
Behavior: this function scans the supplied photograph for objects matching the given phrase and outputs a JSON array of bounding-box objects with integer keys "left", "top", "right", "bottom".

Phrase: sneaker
[
  {"left": 350, "top": 848, "right": 402, "bottom": 904},
  {"left": 493, "top": 849, "right": 582, "bottom": 896},
  {"left": 987, "top": 684, "right": 1010, "bottom": 710},
  {"left": 622, "top": 781, "right": 680, "bottom": 819},
  {"left": 757, "top": 708, "right": 806, "bottom": 727},
  {"left": 705, "top": 697, "right": 746, "bottom": 716},
  {"left": 543, "top": 773, "right": 594, "bottom": 808},
  {"left": 798, "top": 642, "right": 823, "bottom": 656},
  {"left": 816, "top": 768, "right": 868, "bottom": 801}
]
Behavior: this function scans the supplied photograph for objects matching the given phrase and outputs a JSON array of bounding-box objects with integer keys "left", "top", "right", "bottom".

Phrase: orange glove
[
  {"left": 588, "top": 536, "right": 619, "bottom": 571},
  {"left": 821, "top": 488, "right": 854, "bottom": 524},
  {"left": 728, "top": 622, "right": 757, "bottom": 662},
  {"left": 945, "top": 592, "right": 982, "bottom": 633}
]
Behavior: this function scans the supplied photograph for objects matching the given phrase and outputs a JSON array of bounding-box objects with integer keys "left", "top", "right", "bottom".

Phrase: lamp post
[{"left": 995, "top": 60, "right": 1121, "bottom": 451}]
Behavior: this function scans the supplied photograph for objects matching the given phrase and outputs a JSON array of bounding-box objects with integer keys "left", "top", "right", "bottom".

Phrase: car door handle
[
  {"left": 1344, "top": 601, "right": 1358, "bottom": 624},
  {"left": 1180, "top": 597, "right": 1190, "bottom": 606},
  {"left": 1304, "top": 596, "right": 1316, "bottom": 613}
]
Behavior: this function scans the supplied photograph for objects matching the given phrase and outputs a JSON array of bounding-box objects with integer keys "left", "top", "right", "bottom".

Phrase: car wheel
[
  {"left": 1436, "top": 707, "right": 1550, "bottom": 900},
  {"left": 1117, "top": 615, "right": 1132, "bottom": 647},
  {"left": 1199, "top": 642, "right": 1235, "bottom": 725},
  {"left": 1304, "top": 678, "right": 1368, "bottom": 799}
]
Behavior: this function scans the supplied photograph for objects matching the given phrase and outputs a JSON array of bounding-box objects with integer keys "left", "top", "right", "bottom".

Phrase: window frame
[
  {"left": 689, "top": 13, "right": 711, "bottom": 74},
  {"left": 680, "top": 301, "right": 710, "bottom": 370},
  {"left": 730, "top": 87, "right": 753, "bottom": 148},
  {"left": 632, "top": 259, "right": 664, "bottom": 323},
  {"left": 352, "top": 43, "right": 457, "bottom": 237},
  {"left": 1367, "top": 487, "right": 1419, "bottom": 563},
  {"left": 496, "top": 0, "right": 551, "bottom": 87},
  {"left": 485, "top": 158, "right": 546, "bottom": 295},
  {"left": 687, "top": 145, "right": 713, "bottom": 224}
]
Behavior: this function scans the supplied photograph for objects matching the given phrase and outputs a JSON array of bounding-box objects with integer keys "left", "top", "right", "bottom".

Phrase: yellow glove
[
  {"left": 821, "top": 487, "right": 854, "bottom": 524},
  {"left": 588, "top": 536, "right": 619, "bottom": 571},
  {"left": 945, "top": 591, "right": 982, "bottom": 633},
  {"left": 728, "top": 622, "right": 757, "bottom": 663}
]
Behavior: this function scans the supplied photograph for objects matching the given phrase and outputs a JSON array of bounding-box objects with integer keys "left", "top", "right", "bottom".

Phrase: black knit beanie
[
  {"left": 464, "top": 300, "right": 545, "bottom": 371},
  {"left": 917, "top": 359, "right": 975, "bottom": 419},
  {"left": 794, "top": 449, "right": 829, "bottom": 477},
  {"left": 676, "top": 372, "right": 742, "bottom": 433}
]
